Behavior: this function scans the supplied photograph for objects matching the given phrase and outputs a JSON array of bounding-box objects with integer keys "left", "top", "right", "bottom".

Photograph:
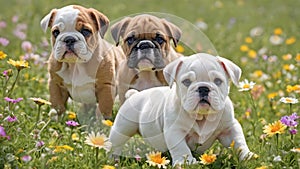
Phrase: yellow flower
[
  {"left": 68, "top": 111, "right": 77, "bottom": 119},
  {"left": 29, "top": 97, "right": 51, "bottom": 106},
  {"left": 46, "top": 156, "right": 58, "bottom": 164},
  {"left": 7, "top": 59, "right": 30, "bottom": 71},
  {"left": 273, "top": 28, "right": 283, "bottom": 35},
  {"left": 282, "top": 53, "right": 292, "bottom": 60},
  {"left": 84, "top": 131, "right": 112, "bottom": 151},
  {"left": 102, "top": 119, "right": 113, "bottom": 127},
  {"left": 253, "top": 70, "right": 263, "bottom": 78},
  {"left": 199, "top": 153, "right": 217, "bottom": 165},
  {"left": 283, "top": 64, "right": 295, "bottom": 71},
  {"left": 255, "top": 166, "right": 268, "bottom": 169},
  {"left": 230, "top": 140, "right": 235, "bottom": 148},
  {"left": 263, "top": 120, "right": 286, "bottom": 137},
  {"left": 103, "top": 165, "right": 115, "bottom": 169},
  {"left": 248, "top": 50, "right": 257, "bottom": 59},
  {"left": 245, "top": 37, "right": 253, "bottom": 43},
  {"left": 175, "top": 44, "right": 185, "bottom": 53},
  {"left": 146, "top": 151, "right": 170, "bottom": 169},
  {"left": 286, "top": 85, "right": 300, "bottom": 93},
  {"left": 0, "top": 51, "right": 7, "bottom": 59},
  {"left": 71, "top": 133, "right": 80, "bottom": 141},
  {"left": 240, "top": 45, "right": 249, "bottom": 52},
  {"left": 295, "top": 53, "right": 300, "bottom": 62},
  {"left": 50, "top": 145, "right": 74, "bottom": 153},
  {"left": 285, "top": 36, "right": 296, "bottom": 45},
  {"left": 267, "top": 92, "right": 278, "bottom": 100}
]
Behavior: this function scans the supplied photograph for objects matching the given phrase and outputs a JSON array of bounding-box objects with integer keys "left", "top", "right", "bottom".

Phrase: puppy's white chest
[{"left": 56, "top": 63, "right": 97, "bottom": 104}]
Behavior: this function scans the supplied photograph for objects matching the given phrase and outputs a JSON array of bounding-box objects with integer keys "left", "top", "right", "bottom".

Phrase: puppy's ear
[
  {"left": 111, "top": 17, "right": 131, "bottom": 46},
  {"left": 40, "top": 9, "right": 57, "bottom": 33},
  {"left": 162, "top": 19, "right": 182, "bottom": 47},
  {"left": 88, "top": 9, "right": 110, "bottom": 38},
  {"left": 217, "top": 56, "right": 242, "bottom": 86},
  {"left": 163, "top": 57, "right": 184, "bottom": 87}
]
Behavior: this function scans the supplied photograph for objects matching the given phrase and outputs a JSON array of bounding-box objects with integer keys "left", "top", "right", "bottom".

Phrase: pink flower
[
  {"left": 4, "top": 97, "right": 23, "bottom": 104},
  {"left": 66, "top": 120, "right": 79, "bottom": 127},
  {"left": 21, "top": 41, "right": 33, "bottom": 53},
  {"left": 0, "top": 125, "right": 10, "bottom": 140},
  {"left": 5, "top": 115, "right": 17, "bottom": 122},
  {"left": 36, "top": 140, "right": 45, "bottom": 148},
  {"left": 0, "top": 37, "right": 9, "bottom": 46},
  {"left": 0, "top": 21, "right": 7, "bottom": 29},
  {"left": 21, "top": 155, "right": 32, "bottom": 162}
]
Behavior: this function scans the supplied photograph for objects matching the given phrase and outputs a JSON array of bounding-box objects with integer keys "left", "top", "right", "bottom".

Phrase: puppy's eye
[
  {"left": 80, "top": 28, "right": 92, "bottom": 37},
  {"left": 182, "top": 79, "right": 192, "bottom": 87},
  {"left": 126, "top": 36, "right": 135, "bottom": 46},
  {"left": 214, "top": 78, "right": 222, "bottom": 86},
  {"left": 52, "top": 29, "right": 60, "bottom": 38},
  {"left": 155, "top": 36, "right": 165, "bottom": 44}
]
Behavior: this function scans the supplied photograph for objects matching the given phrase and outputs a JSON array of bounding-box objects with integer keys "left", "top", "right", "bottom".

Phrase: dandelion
[
  {"left": 240, "top": 45, "right": 249, "bottom": 52},
  {"left": 67, "top": 111, "right": 76, "bottom": 119},
  {"left": 29, "top": 97, "right": 51, "bottom": 106},
  {"left": 0, "top": 50, "right": 7, "bottom": 59},
  {"left": 175, "top": 44, "right": 185, "bottom": 53},
  {"left": 295, "top": 53, "right": 300, "bottom": 62},
  {"left": 103, "top": 165, "right": 115, "bottom": 169},
  {"left": 7, "top": 59, "right": 30, "bottom": 71},
  {"left": 273, "top": 28, "right": 283, "bottom": 35},
  {"left": 102, "top": 119, "right": 113, "bottom": 127},
  {"left": 263, "top": 120, "right": 286, "bottom": 137},
  {"left": 285, "top": 36, "right": 296, "bottom": 45},
  {"left": 84, "top": 131, "right": 112, "bottom": 152},
  {"left": 290, "top": 148, "right": 300, "bottom": 153},
  {"left": 146, "top": 151, "right": 170, "bottom": 168},
  {"left": 279, "top": 97, "right": 298, "bottom": 104},
  {"left": 245, "top": 37, "right": 253, "bottom": 43},
  {"left": 248, "top": 49, "right": 257, "bottom": 59},
  {"left": 66, "top": 120, "right": 79, "bottom": 127},
  {"left": 238, "top": 79, "right": 256, "bottom": 91},
  {"left": 71, "top": 133, "right": 80, "bottom": 141},
  {"left": 199, "top": 153, "right": 217, "bottom": 165},
  {"left": 50, "top": 145, "right": 74, "bottom": 153},
  {"left": 4, "top": 97, "right": 23, "bottom": 104}
]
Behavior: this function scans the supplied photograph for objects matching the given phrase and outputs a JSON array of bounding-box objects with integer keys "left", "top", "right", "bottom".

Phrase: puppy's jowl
[
  {"left": 109, "top": 53, "right": 253, "bottom": 165},
  {"left": 41, "top": 5, "right": 125, "bottom": 119},
  {"left": 111, "top": 14, "right": 182, "bottom": 104}
]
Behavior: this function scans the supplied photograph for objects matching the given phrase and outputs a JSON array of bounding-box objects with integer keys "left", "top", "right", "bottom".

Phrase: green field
[{"left": 0, "top": 0, "right": 300, "bottom": 168}]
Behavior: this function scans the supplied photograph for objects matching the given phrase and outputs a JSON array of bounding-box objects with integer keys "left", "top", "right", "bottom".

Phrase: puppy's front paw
[
  {"left": 239, "top": 150, "right": 257, "bottom": 161},
  {"left": 173, "top": 155, "right": 197, "bottom": 166}
]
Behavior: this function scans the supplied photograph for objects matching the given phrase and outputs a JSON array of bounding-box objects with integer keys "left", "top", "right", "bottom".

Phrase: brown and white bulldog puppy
[
  {"left": 111, "top": 14, "right": 182, "bottom": 104},
  {"left": 41, "top": 5, "right": 125, "bottom": 119}
]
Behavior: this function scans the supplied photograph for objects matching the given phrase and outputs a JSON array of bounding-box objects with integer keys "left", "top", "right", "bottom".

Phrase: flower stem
[
  {"left": 276, "top": 133, "right": 279, "bottom": 153},
  {"left": 6, "top": 70, "right": 20, "bottom": 97},
  {"left": 95, "top": 148, "right": 99, "bottom": 168},
  {"left": 33, "top": 105, "right": 42, "bottom": 130},
  {"left": 248, "top": 91, "right": 258, "bottom": 119}
]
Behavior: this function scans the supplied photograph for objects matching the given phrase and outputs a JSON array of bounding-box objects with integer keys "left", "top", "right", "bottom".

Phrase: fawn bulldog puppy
[
  {"left": 109, "top": 53, "right": 253, "bottom": 165},
  {"left": 40, "top": 5, "right": 125, "bottom": 119},
  {"left": 111, "top": 14, "right": 182, "bottom": 104}
]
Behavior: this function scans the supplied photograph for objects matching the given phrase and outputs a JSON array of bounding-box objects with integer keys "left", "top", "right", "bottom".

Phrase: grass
[{"left": 0, "top": 0, "right": 300, "bottom": 168}]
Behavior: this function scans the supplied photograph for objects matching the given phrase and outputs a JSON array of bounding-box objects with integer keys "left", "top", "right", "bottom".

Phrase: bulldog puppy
[
  {"left": 111, "top": 14, "right": 182, "bottom": 104},
  {"left": 109, "top": 53, "right": 253, "bottom": 165},
  {"left": 41, "top": 5, "right": 125, "bottom": 119}
]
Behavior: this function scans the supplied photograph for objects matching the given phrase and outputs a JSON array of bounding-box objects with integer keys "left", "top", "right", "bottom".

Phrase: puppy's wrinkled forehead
[{"left": 52, "top": 6, "right": 79, "bottom": 31}]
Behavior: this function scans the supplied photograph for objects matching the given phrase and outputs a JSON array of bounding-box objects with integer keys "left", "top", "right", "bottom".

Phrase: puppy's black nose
[
  {"left": 64, "top": 36, "right": 76, "bottom": 46},
  {"left": 197, "top": 86, "right": 210, "bottom": 97},
  {"left": 137, "top": 40, "right": 155, "bottom": 50}
]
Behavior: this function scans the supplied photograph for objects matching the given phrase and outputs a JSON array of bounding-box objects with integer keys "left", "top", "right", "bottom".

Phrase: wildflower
[
  {"left": 0, "top": 37, "right": 9, "bottom": 46},
  {"left": 263, "top": 120, "right": 286, "bottom": 137},
  {"left": 21, "top": 155, "right": 32, "bottom": 162},
  {"left": 67, "top": 111, "right": 76, "bottom": 119},
  {"left": 84, "top": 131, "right": 112, "bottom": 152},
  {"left": 5, "top": 115, "right": 17, "bottom": 122},
  {"left": 103, "top": 165, "right": 115, "bottom": 169},
  {"left": 273, "top": 155, "right": 282, "bottom": 162},
  {"left": 199, "top": 153, "right": 217, "bottom": 165},
  {"left": 2, "top": 69, "right": 13, "bottom": 79},
  {"left": 248, "top": 50, "right": 257, "bottom": 59},
  {"left": 21, "top": 41, "right": 33, "bottom": 53},
  {"left": 0, "top": 125, "right": 10, "bottom": 140},
  {"left": 250, "top": 26, "right": 263, "bottom": 37},
  {"left": 251, "top": 85, "right": 265, "bottom": 99},
  {"left": 36, "top": 140, "right": 45, "bottom": 148},
  {"left": 0, "top": 21, "right": 7, "bottom": 28},
  {"left": 273, "top": 28, "right": 283, "bottom": 35},
  {"left": 290, "top": 148, "right": 300, "bottom": 153},
  {"left": 255, "top": 165, "right": 268, "bottom": 169},
  {"left": 50, "top": 145, "right": 74, "bottom": 153},
  {"left": 7, "top": 59, "right": 30, "bottom": 71},
  {"left": 295, "top": 53, "right": 300, "bottom": 62},
  {"left": 240, "top": 45, "right": 249, "bottom": 52},
  {"left": 66, "top": 120, "right": 79, "bottom": 127},
  {"left": 286, "top": 85, "right": 300, "bottom": 93},
  {"left": 269, "top": 35, "right": 283, "bottom": 45},
  {"left": 238, "top": 79, "right": 256, "bottom": 91},
  {"left": 283, "top": 64, "right": 295, "bottom": 71},
  {"left": 0, "top": 50, "right": 7, "bottom": 59},
  {"left": 4, "top": 97, "right": 23, "bottom": 104},
  {"left": 285, "top": 37, "right": 296, "bottom": 45},
  {"left": 282, "top": 53, "right": 292, "bottom": 60},
  {"left": 71, "top": 133, "right": 80, "bottom": 141},
  {"left": 146, "top": 151, "right": 170, "bottom": 169},
  {"left": 279, "top": 97, "right": 298, "bottom": 104},
  {"left": 230, "top": 140, "right": 235, "bottom": 148},
  {"left": 29, "top": 97, "right": 51, "bottom": 106},
  {"left": 280, "top": 113, "right": 299, "bottom": 127},
  {"left": 175, "top": 44, "right": 185, "bottom": 53},
  {"left": 289, "top": 129, "right": 297, "bottom": 135},
  {"left": 245, "top": 37, "right": 253, "bottom": 43},
  {"left": 102, "top": 119, "right": 113, "bottom": 127},
  {"left": 135, "top": 154, "right": 142, "bottom": 161}
]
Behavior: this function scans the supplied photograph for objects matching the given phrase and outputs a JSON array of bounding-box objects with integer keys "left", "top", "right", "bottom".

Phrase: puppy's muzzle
[
  {"left": 197, "top": 86, "right": 210, "bottom": 105},
  {"left": 64, "top": 36, "right": 77, "bottom": 52},
  {"left": 136, "top": 40, "right": 155, "bottom": 50}
]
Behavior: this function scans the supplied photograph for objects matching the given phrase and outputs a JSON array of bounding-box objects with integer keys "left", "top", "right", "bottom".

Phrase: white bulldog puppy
[{"left": 109, "top": 53, "right": 253, "bottom": 165}]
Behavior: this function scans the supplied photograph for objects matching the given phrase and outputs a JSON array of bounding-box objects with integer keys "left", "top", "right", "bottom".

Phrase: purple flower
[
  {"left": 289, "top": 129, "right": 298, "bottom": 135},
  {"left": 36, "top": 140, "right": 45, "bottom": 148},
  {"left": 21, "top": 41, "right": 32, "bottom": 53},
  {"left": 66, "top": 120, "right": 79, "bottom": 127},
  {"left": 0, "top": 37, "right": 9, "bottom": 46},
  {"left": 281, "top": 113, "right": 299, "bottom": 127},
  {"left": 0, "top": 21, "right": 7, "bottom": 29},
  {"left": 5, "top": 115, "right": 17, "bottom": 122},
  {"left": 4, "top": 97, "right": 23, "bottom": 104},
  {"left": 21, "top": 155, "right": 32, "bottom": 162},
  {"left": 0, "top": 125, "right": 10, "bottom": 140}
]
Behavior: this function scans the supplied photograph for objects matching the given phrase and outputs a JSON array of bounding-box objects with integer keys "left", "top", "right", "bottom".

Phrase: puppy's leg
[
  {"left": 218, "top": 119, "right": 252, "bottom": 160},
  {"left": 96, "top": 83, "right": 115, "bottom": 119},
  {"left": 49, "top": 78, "right": 69, "bottom": 115}
]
